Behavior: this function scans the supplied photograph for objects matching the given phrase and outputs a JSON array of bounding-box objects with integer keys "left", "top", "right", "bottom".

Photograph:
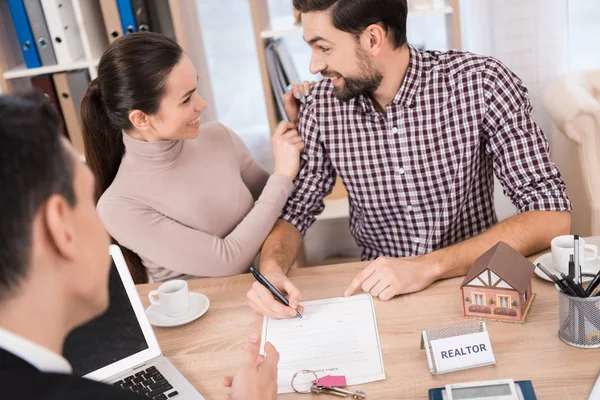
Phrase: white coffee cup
[
  {"left": 551, "top": 235, "right": 598, "bottom": 275},
  {"left": 148, "top": 280, "right": 190, "bottom": 318}
]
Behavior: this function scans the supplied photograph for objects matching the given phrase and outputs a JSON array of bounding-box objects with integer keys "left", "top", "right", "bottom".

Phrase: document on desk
[{"left": 260, "top": 293, "right": 386, "bottom": 394}]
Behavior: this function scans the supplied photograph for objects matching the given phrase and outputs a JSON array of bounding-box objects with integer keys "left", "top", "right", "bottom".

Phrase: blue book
[
  {"left": 116, "top": 0, "right": 138, "bottom": 35},
  {"left": 7, "top": 0, "right": 42, "bottom": 69}
]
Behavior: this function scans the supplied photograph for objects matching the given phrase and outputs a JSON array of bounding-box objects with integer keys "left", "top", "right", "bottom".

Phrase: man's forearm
[
  {"left": 425, "top": 210, "right": 571, "bottom": 280},
  {"left": 259, "top": 219, "right": 303, "bottom": 274}
]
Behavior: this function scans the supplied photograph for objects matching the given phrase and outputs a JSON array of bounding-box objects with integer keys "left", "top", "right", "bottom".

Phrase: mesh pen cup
[{"left": 557, "top": 289, "right": 600, "bottom": 348}]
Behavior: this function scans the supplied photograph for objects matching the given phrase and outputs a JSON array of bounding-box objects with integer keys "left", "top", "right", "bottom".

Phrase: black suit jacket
[{"left": 0, "top": 348, "right": 145, "bottom": 399}]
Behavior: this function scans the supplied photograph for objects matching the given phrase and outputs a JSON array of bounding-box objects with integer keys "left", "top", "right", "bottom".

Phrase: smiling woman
[{"left": 80, "top": 32, "right": 305, "bottom": 284}]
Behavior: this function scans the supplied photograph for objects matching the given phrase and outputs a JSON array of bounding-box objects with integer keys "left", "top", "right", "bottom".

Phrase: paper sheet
[{"left": 260, "top": 294, "right": 386, "bottom": 394}]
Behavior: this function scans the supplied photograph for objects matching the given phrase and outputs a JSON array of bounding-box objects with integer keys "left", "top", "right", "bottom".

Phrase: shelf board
[
  {"left": 3, "top": 58, "right": 95, "bottom": 80},
  {"left": 260, "top": 6, "right": 454, "bottom": 39}
]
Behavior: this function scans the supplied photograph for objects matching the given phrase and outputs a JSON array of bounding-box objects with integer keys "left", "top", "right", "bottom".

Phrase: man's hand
[
  {"left": 247, "top": 269, "right": 305, "bottom": 318},
  {"left": 223, "top": 334, "right": 279, "bottom": 400},
  {"left": 344, "top": 257, "right": 441, "bottom": 300}
]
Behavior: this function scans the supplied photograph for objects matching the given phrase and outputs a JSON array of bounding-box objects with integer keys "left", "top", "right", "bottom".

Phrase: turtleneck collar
[{"left": 121, "top": 130, "right": 184, "bottom": 170}]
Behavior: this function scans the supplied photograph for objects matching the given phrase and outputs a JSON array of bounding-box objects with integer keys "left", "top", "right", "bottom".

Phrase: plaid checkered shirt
[{"left": 281, "top": 45, "right": 572, "bottom": 260}]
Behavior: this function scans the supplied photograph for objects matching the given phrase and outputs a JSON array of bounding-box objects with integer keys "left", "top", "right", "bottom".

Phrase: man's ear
[
  {"left": 43, "top": 195, "right": 77, "bottom": 262},
  {"left": 362, "top": 23, "right": 386, "bottom": 56},
  {"left": 128, "top": 110, "right": 152, "bottom": 131}
]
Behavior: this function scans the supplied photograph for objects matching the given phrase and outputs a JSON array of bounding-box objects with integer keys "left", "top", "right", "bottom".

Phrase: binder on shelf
[
  {"left": 72, "top": 0, "right": 109, "bottom": 62},
  {"left": 53, "top": 70, "right": 89, "bottom": 155},
  {"left": 30, "top": 74, "right": 66, "bottom": 137},
  {"left": 116, "top": 0, "right": 137, "bottom": 35},
  {"left": 40, "top": 0, "right": 85, "bottom": 64},
  {"left": 99, "top": 0, "right": 124, "bottom": 43},
  {"left": 23, "top": 0, "right": 57, "bottom": 66},
  {"left": 146, "top": 0, "right": 175, "bottom": 41},
  {"left": 273, "top": 39, "right": 300, "bottom": 87},
  {"left": 130, "top": 0, "right": 150, "bottom": 32},
  {"left": 7, "top": 0, "right": 42, "bottom": 68},
  {"left": 265, "top": 39, "right": 299, "bottom": 122}
]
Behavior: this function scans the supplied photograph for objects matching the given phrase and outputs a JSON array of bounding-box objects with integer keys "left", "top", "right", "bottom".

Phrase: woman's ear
[
  {"left": 43, "top": 195, "right": 77, "bottom": 262},
  {"left": 128, "top": 110, "right": 151, "bottom": 130}
]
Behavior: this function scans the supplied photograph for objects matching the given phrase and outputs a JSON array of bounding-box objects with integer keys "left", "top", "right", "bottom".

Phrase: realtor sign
[{"left": 429, "top": 332, "right": 496, "bottom": 374}]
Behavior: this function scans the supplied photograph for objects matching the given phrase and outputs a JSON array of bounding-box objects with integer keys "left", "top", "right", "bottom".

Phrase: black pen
[
  {"left": 536, "top": 263, "right": 574, "bottom": 295},
  {"left": 568, "top": 255, "right": 575, "bottom": 280},
  {"left": 560, "top": 273, "right": 586, "bottom": 297},
  {"left": 586, "top": 269, "right": 600, "bottom": 297},
  {"left": 249, "top": 266, "right": 302, "bottom": 319}
]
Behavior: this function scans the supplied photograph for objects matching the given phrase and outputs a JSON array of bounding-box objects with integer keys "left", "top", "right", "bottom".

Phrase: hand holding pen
[{"left": 248, "top": 267, "right": 304, "bottom": 319}]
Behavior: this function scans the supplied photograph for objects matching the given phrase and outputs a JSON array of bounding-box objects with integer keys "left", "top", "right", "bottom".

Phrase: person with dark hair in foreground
[
  {"left": 248, "top": 0, "right": 572, "bottom": 318},
  {"left": 0, "top": 92, "right": 277, "bottom": 400}
]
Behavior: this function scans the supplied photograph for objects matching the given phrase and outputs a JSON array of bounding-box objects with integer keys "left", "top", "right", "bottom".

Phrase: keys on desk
[{"left": 310, "top": 384, "right": 366, "bottom": 398}]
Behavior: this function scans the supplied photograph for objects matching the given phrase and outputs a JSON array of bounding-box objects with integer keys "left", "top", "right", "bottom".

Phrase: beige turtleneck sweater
[{"left": 97, "top": 122, "right": 293, "bottom": 282}]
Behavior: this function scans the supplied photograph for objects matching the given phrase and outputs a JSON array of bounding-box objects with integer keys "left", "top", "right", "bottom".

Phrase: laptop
[{"left": 63, "top": 245, "right": 205, "bottom": 400}]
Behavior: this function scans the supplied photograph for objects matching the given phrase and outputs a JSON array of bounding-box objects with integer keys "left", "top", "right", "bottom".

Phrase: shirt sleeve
[
  {"left": 280, "top": 97, "right": 337, "bottom": 235},
  {"left": 97, "top": 173, "right": 293, "bottom": 277},
  {"left": 225, "top": 125, "right": 271, "bottom": 201},
  {"left": 483, "top": 58, "right": 572, "bottom": 214}
]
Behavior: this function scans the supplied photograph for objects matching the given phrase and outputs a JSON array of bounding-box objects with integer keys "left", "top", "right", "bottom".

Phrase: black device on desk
[{"left": 429, "top": 379, "right": 537, "bottom": 400}]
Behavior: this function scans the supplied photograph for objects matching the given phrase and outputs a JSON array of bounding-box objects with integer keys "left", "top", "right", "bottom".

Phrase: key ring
[{"left": 291, "top": 370, "right": 319, "bottom": 394}]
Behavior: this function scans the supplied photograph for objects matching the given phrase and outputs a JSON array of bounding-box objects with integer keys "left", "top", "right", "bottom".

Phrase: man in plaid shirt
[{"left": 247, "top": 0, "right": 571, "bottom": 318}]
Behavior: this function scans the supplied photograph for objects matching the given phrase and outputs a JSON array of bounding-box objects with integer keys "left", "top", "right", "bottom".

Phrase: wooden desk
[{"left": 136, "top": 238, "right": 600, "bottom": 399}]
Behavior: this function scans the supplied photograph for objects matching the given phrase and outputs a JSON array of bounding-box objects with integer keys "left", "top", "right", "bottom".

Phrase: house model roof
[{"left": 460, "top": 241, "right": 536, "bottom": 294}]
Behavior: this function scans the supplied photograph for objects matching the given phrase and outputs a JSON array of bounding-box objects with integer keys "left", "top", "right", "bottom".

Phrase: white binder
[{"left": 40, "top": 0, "right": 85, "bottom": 64}]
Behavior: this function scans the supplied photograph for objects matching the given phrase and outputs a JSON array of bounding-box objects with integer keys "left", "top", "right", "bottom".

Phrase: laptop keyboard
[{"left": 113, "top": 366, "right": 179, "bottom": 399}]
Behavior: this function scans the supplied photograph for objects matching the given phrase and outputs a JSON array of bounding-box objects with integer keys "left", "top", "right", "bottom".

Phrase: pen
[
  {"left": 536, "top": 263, "right": 570, "bottom": 293},
  {"left": 249, "top": 266, "right": 302, "bottom": 319},
  {"left": 568, "top": 254, "right": 575, "bottom": 280},
  {"left": 560, "top": 273, "right": 586, "bottom": 297},
  {"left": 574, "top": 235, "right": 582, "bottom": 286},
  {"left": 586, "top": 269, "right": 600, "bottom": 297}
]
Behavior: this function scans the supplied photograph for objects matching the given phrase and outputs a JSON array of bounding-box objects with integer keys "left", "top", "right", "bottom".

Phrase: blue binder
[
  {"left": 7, "top": 0, "right": 42, "bottom": 69},
  {"left": 116, "top": 0, "right": 138, "bottom": 35},
  {"left": 429, "top": 380, "right": 537, "bottom": 400}
]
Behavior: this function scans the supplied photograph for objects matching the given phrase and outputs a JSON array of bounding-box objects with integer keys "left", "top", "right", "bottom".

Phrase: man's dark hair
[
  {"left": 0, "top": 91, "right": 76, "bottom": 299},
  {"left": 293, "top": 0, "right": 408, "bottom": 49}
]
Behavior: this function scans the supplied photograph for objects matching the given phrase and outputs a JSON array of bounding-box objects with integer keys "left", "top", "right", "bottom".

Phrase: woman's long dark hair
[{"left": 81, "top": 32, "right": 183, "bottom": 283}]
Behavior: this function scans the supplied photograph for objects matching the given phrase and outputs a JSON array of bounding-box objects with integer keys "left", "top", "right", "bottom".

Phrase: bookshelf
[
  {"left": 249, "top": 0, "right": 462, "bottom": 218},
  {"left": 0, "top": 0, "right": 216, "bottom": 138}
]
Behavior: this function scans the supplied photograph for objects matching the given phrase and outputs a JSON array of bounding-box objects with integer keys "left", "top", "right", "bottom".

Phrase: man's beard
[{"left": 324, "top": 46, "right": 383, "bottom": 102}]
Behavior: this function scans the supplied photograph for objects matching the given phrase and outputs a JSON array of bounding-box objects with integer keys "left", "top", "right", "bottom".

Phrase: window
[
  {"left": 474, "top": 293, "right": 485, "bottom": 306},
  {"left": 498, "top": 295, "right": 510, "bottom": 308}
]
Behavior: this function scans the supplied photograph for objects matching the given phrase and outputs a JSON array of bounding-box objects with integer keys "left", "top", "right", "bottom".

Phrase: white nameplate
[{"left": 430, "top": 331, "right": 496, "bottom": 374}]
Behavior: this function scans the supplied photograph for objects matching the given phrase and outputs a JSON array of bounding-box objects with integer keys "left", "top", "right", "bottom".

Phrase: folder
[
  {"left": 7, "top": 0, "right": 42, "bottom": 68},
  {"left": 53, "top": 70, "right": 89, "bottom": 155},
  {"left": 30, "top": 74, "right": 67, "bottom": 137},
  {"left": 40, "top": 0, "right": 84, "bottom": 64},
  {"left": 23, "top": 0, "right": 57, "bottom": 66},
  {"left": 116, "top": 0, "right": 137, "bottom": 35},
  {"left": 99, "top": 0, "right": 124, "bottom": 44},
  {"left": 265, "top": 39, "right": 290, "bottom": 122},
  {"left": 146, "top": 0, "right": 175, "bottom": 41},
  {"left": 130, "top": 0, "right": 150, "bottom": 32},
  {"left": 274, "top": 39, "right": 301, "bottom": 87}
]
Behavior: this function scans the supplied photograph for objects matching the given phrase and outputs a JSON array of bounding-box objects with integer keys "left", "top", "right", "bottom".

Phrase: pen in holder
[{"left": 557, "top": 284, "right": 600, "bottom": 348}]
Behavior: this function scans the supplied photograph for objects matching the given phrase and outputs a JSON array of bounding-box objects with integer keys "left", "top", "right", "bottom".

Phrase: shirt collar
[
  {"left": 359, "top": 44, "right": 423, "bottom": 113},
  {"left": 0, "top": 328, "right": 72, "bottom": 374},
  {"left": 122, "top": 130, "right": 184, "bottom": 171}
]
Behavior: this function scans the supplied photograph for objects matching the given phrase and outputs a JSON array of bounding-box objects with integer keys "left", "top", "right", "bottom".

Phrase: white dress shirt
[{"left": 0, "top": 328, "right": 72, "bottom": 374}]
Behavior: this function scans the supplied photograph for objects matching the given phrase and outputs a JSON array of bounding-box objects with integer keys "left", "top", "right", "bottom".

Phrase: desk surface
[{"left": 136, "top": 238, "right": 600, "bottom": 399}]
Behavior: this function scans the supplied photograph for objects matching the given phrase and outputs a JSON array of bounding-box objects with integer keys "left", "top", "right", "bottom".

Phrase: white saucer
[
  {"left": 145, "top": 292, "right": 210, "bottom": 327},
  {"left": 533, "top": 253, "right": 600, "bottom": 282}
]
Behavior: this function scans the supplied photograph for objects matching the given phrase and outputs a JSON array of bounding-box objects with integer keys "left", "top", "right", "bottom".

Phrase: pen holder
[{"left": 557, "top": 287, "right": 600, "bottom": 348}]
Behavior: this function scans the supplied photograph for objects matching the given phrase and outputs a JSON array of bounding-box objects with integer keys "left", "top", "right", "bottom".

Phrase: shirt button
[
  {"left": 406, "top": 205, "right": 414, "bottom": 212},
  {"left": 396, "top": 167, "right": 405, "bottom": 175},
  {"left": 413, "top": 237, "right": 420, "bottom": 244},
  {"left": 391, "top": 127, "right": 399, "bottom": 134}
]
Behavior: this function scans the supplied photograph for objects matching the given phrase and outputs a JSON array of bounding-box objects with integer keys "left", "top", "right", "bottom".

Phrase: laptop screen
[{"left": 63, "top": 259, "right": 149, "bottom": 376}]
